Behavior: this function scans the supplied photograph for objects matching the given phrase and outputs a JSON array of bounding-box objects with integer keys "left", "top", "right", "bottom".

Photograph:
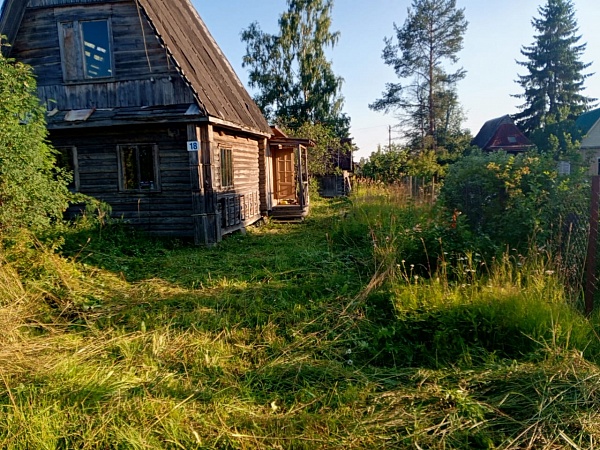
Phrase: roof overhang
[
  {"left": 269, "top": 137, "right": 316, "bottom": 148},
  {"left": 0, "top": 0, "right": 27, "bottom": 56}
]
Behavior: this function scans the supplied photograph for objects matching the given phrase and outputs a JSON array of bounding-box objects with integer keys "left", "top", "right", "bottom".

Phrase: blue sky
[
  {"left": 195, "top": 0, "right": 600, "bottom": 159},
  {"left": 2, "top": 1, "right": 599, "bottom": 159}
]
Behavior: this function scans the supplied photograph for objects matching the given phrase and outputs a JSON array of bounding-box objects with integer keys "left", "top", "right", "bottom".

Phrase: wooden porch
[{"left": 268, "top": 128, "right": 313, "bottom": 222}]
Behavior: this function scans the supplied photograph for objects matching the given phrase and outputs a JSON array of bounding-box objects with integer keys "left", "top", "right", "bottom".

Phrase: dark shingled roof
[
  {"left": 472, "top": 115, "right": 533, "bottom": 153},
  {"left": 0, "top": 0, "right": 271, "bottom": 136}
]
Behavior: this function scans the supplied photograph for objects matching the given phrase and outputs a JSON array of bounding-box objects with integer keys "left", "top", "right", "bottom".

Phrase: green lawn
[{"left": 1, "top": 194, "right": 600, "bottom": 449}]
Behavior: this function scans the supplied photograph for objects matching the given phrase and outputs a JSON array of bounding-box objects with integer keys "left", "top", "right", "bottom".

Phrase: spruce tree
[
  {"left": 514, "top": 0, "right": 594, "bottom": 134},
  {"left": 370, "top": 0, "right": 468, "bottom": 152}
]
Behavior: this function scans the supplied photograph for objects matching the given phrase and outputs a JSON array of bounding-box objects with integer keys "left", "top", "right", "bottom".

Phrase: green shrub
[
  {"left": 439, "top": 150, "right": 588, "bottom": 253},
  {"left": 0, "top": 48, "right": 70, "bottom": 231}
]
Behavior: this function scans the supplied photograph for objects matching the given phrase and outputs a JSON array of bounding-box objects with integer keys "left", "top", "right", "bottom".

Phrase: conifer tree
[
  {"left": 241, "top": 0, "right": 349, "bottom": 137},
  {"left": 370, "top": 0, "right": 468, "bottom": 152},
  {"left": 514, "top": 0, "right": 594, "bottom": 134}
]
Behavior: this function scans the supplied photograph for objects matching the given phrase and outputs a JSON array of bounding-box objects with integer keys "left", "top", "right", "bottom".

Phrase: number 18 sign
[{"left": 187, "top": 141, "right": 200, "bottom": 152}]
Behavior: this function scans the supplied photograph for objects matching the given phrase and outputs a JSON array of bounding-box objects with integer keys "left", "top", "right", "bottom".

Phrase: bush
[
  {"left": 0, "top": 48, "right": 70, "bottom": 232},
  {"left": 439, "top": 150, "right": 588, "bottom": 253}
]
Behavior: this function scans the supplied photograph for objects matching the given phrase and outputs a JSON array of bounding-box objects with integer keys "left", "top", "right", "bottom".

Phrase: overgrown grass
[{"left": 1, "top": 190, "right": 600, "bottom": 448}]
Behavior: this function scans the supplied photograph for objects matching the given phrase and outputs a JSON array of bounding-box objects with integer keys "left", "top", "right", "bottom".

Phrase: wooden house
[
  {"left": 576, "top": 108, "right": 600, "bottom": 175},
  {"left": 472, "top": 115, "right": 533, "bottom": 154},
  {"left": 0, "top": 0, "right": 281, "bottom": 245}
]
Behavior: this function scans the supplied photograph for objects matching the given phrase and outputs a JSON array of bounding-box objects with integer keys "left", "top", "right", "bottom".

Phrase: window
[
  {"left": 118, "top": 144, "right": 160, "bottom": 191},
  {"left": 55, "top": 146, "right": 79, "bottom": 192},
  {"left": 59, "top": 19, "right": 113, "bottom": 81},
  {"left": 220, "top": 147, "right": 234, "bottom": 189}
]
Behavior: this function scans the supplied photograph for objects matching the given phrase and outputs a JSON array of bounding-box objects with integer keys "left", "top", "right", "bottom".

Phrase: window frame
[
  {"left": 117, "top": 143, "right": 161, "bottom": 193},
  {"left": 220, "top": 146, "right": 234, "bottom": 190},
  {"left": 58, "top": 18, "right": 115, "bottom": 82},
  {"left": 55, "top": 145, "right": 79, "bottom": 192}
]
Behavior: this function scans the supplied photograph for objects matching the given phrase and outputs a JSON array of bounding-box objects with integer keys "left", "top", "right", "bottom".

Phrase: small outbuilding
[{"left": 472, "top": 115, "right": 534, "bottom": 154}]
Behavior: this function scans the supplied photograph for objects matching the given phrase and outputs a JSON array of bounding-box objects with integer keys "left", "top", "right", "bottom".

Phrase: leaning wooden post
[{"left": 585, "top": 175, "right": 600, "bottom": 316}]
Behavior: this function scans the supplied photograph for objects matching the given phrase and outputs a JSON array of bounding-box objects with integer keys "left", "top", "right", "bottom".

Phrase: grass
[{"left": 1, "top": 188, "right": 600, "bottom": 448}]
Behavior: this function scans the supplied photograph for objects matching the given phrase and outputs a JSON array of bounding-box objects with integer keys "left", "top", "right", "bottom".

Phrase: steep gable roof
[
  {"left": 0, "top": 0, "right": 271, "bottom": 136},
  {"left": 576, "top": 107, "right": 600, "bottom": 137},
  {"left": 472, "top": 115, "right": 533, "bottom": 153},
  {"left": 136, "top": 0, "right": 270, "bottom": 135},
  {"left": 577, "top": 108, "right": 600, "bottom": 149}
]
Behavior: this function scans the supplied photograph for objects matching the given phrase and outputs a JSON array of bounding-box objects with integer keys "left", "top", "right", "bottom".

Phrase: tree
[
  {"left": 370, "top": 0, "right": 468, "bottom": 152},
  {"left": 241, "top": 0, "right": 349, "bottom": 137},
  {"left": 282, "top": 122, "right": 349, "bottom": 176},
  {"left": 0, "top": 47, "right": 70, "bottom": 231},
  {"left": 514, "top": 0, "right": 594, "bottom": 135}
]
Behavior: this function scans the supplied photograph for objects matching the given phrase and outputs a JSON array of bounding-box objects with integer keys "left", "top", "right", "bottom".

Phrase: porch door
[{"left": 274, "top": 148, "right": 295, "bottom": 200}]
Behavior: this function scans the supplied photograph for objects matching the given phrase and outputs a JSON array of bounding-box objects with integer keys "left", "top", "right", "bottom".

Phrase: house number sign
[{"left": 187, "top": 141, "right": 200, "bottom": 152}]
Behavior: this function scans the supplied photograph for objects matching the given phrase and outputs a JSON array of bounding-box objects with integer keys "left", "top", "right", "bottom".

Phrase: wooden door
[{"left": 274, "top": 148, "right": 295, "bottom": 200}]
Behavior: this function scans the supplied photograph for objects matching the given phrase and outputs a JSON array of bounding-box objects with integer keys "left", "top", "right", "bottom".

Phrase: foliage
[
  {"left": 529, "top": 118, "right": 585, "bottom": 161},
  {"left": 439, "top": 150, "right": 589, "bottom": 253},
  {"left": 0, "top": 49, "right": 70, "bottom": 232},
  {"left": 360, "top": 144, "right": 409, "bottom": 182},
  {"left": 242, "top": 0, "right": 349, "bottom": 137},
  {"left": 282, "top": 121, "right": 352, "bottom": 176},
  {"left": 370, "top": 0, "right": 468, "bottom": 152},
  {"left": 514, "top": 0, "right": 595, "bottom": 135}
]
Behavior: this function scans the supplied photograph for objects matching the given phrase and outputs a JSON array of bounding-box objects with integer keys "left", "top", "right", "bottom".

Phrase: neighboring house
[
  {"left": 472, "top": 115, "right": 534, "bottom": 154},
  {"left": 0, "top": 0, "right": 288, "bottom": 245},
  {"left": 576, "top": 108, "right": 600, "bottom": 175}
]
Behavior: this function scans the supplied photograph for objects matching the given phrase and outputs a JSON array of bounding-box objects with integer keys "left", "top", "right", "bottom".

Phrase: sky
[
  {"left": 193, "top": 0, "right": 600, "bottom": 159},
  {"left": 1, "top": 1, "right": 599, "bottom": 159}
]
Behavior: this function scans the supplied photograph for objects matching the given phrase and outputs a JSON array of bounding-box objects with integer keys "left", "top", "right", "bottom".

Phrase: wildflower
[
  {"left": 545, "top": 270, "right": 555, "bottom": 275},
  {"left": 346, "top": 348, "right": 352, "bottom": 355},
  {"left": 414, "top": 275, "right": 419, "bottom": 281},
  {"left": 347, "top": 359, "right": 353, "bottom": 366}
]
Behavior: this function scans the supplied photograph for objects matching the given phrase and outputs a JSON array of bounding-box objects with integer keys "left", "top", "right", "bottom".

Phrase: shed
[
  {"left": 472, "top": 115, "right": 533, "bottom": 154},
  {"left": 0, "top": 0, "right": 275, "bottom": 245}
]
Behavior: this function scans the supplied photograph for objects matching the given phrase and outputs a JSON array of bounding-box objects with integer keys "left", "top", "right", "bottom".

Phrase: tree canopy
[
  {"left": 370, "top": 0, "right": 468, "bottom": 152},
  {"left": 514, "top": 0, "right": 594, "bottom": 135},
  {"left": 0, "top": 48, "right": 70, "bottom": 232},
  {"left": 241, "top": 0, "right": 349, "bottom": 137}
]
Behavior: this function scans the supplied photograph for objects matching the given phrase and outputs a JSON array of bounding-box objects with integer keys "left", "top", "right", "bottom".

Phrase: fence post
[{"left": 585, "top": 176, "right": 600, "bottom": 316}]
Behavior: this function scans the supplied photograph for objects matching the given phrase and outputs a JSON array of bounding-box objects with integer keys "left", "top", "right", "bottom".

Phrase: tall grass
[{"left": 0, "top": 193, "right": 600, "bottom": 448}]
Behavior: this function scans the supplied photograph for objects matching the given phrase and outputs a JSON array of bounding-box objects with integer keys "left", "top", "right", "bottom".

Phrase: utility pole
[{"left": 388, "top": 125, "right": 392, "bottom": 150}]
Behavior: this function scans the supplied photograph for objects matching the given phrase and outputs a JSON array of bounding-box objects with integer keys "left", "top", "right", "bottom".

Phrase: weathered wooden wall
[
  {"left": 51, "top": 124, "right": 195, "bottom": 237},
  {"left": 214, "top": 129, "right": 262, "bottom": 232},
  {"left": 12, "top": 0, "right": 194, "bottom": 111}
]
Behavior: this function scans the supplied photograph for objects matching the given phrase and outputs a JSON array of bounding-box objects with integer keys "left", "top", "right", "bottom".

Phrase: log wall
[
  {"left": 11, "top": 0, "right": 194, "bottom": 111},
  {"left": 214, "top": 129, "right": 262, "bottom": 232},
  {"left": 51, "top": 124, "right": 195, "bottom": 237}
]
